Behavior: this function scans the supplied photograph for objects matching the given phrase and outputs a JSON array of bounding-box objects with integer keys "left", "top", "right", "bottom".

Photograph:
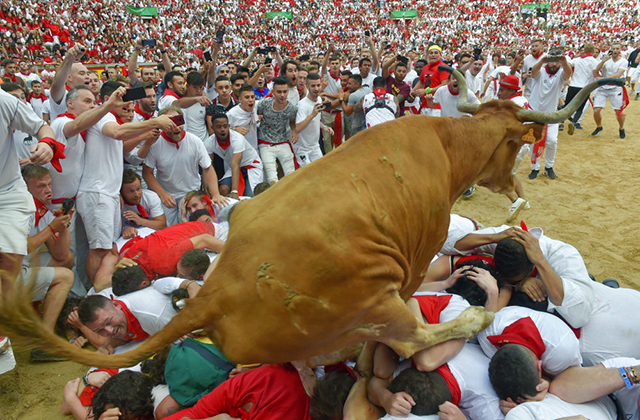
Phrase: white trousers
[
  {"left": 530, "top": 123, "right": 559, "bottom": 170},
  {"left": 259, "top": 143, "right": 296, "bottom": 183}
]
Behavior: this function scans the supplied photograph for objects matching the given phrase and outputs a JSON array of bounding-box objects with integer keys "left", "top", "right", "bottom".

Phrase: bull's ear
[{"left": 516, "top": 123, "right": 546, "bottom": 144}]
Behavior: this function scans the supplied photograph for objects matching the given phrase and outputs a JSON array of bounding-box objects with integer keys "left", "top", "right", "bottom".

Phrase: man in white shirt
[
  {"left": 294, "top": 73, "right": 333, "bottom": 166},
  {"left": 120, "top": 169, "right": 167, "bottom": 240},
  {"left": 204, "top": 112, "right": 263, "bottom": 198},
  {"left": 179, "top": 72, "right": 212, "bottom": 142},
  {"left": 427, "top": 73, "right": 481, "bottom": 118},
  {"left": 227, "top": 85, "right": 260, "bottom": 151},
  {"left": 320, "top": 46, "right": 345, "bottom": 152},
  {"left": 157, "top": 71, "right": 187, "bottom": 111},
  {"left": 591, "top": 42, "right": 629, "bottom": 139},
  {"left": 521, "top": 39, "right": 546, "bottom": 99},
  {"left": 363, "top": 76, "right": 396, "bottom": 129},
  {"left": 527, "top": 50, "right": 571, "bottom": 180},
  {"left": 48, "top": 44, "right": 90, "bottom": 123},
  {"left": 27, "top": 80, "right": 47, "bottom": 118},
  {"left": 143, "top": 106, "right": 226, "bottom": 226},
  {"left": 565, "top": 44, "right": 598, "bottom": 132},
  {"left": 76, "top": 81, "right": 176, "bottom": 284}
]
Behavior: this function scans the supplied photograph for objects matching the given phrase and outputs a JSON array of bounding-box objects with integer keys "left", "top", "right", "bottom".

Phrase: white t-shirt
[
  {"left": 321, "top": 68, "right": 342, "bottom": 95},
  {"left": 360, "top": 72, "right": 377, "bottom": 89},
  {"left": 505, "top": 393, "right": 615, "bottom": 420},
  {"left": 0, "top": 90, "right": 46, "bottom": 193},
  {"left": 287, "top": 87, "right": 299, "bottom": 107},
  {"left": 28, "top": 95, "right": 46, "bottom": 119},
  {"left": 465, "top": 70, "right": 483, "bottom": 97},
  {"left": 183, "top": 102, "right": 208, "bottom": 141},
  {"left": 570, "top": 56, "right": 598, "bottom": 87},
  {"left": 439, "top": 214, "right": 480, "bottom": 256},
  {"left": 529, "top": 67, "right": 566, "bottom": 112},
  {"left": 118, "top": 287, "right": 178, "bottom": 336},
  {"left": 122, "top": 189, "right": 164, "bottom": 228},
  {"left": 227, "top": 105, "right": 259, "bottom": 151},
  {"left": 599, "top": 57, "right": 628, "bottom": 90},
  {"left": 23, "top": 206, "right": 55, "bottom": 267},
  {"left": 48, "top": 115, "right": 86, "bottom": 201},
  {"left": 79, "top": 112, "right": 123, "bottom": 197},
  {"left": 157, "top": 92, "right": 178, "bottom": 111},
  {"left": 204, "top": 130, "right": 260, "bottom": 179},
  {"left": 478, "top": 306, "right": 582, "bottom": 377},
  {"left": 41, "top": 99, "right": 51, "bottom": 118},
  {"left": 434, "top": 86, "right": 481, "bottom": 118},
  {"left": 13, "top": 129, "right": 37, "bottom": 161},
  {"left": 295, "top": 96, "right": 322, "bottom": 150},
  {"left": 363, "top": 92, "right": 396, "bottom": 128},
  {"left": 49, "top": 90, "right": 68, "bottom": 123},
  {"left": 522, "top": 54, "right": 544, "bottom": 96},
  {"left": 144, "top": 131, "right": 211, "bottom": 198}
]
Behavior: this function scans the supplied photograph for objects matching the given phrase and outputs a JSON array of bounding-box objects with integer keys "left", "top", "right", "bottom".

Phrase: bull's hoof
[{"left": 457, "top": 306, "right": 494, "bottom": 338}]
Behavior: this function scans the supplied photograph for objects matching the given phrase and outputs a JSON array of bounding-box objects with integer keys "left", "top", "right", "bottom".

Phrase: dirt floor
[{"left": 1, "top": 101, "right": 639, "bottom": 420}]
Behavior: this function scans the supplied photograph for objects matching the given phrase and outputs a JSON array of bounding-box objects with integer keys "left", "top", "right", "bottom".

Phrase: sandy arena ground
[{"left": 1, "top": 100, "right": 639, "bottom": 420}]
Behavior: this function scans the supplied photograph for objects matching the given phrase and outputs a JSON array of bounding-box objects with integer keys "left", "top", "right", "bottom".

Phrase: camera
[{"left": 546, "top": 48, "right": 563, "bottom": 62}]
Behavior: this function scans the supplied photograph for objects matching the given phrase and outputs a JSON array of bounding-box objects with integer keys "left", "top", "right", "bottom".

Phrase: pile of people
[{"left": 1, "top": 1, "right": 640, "bottom": 418}]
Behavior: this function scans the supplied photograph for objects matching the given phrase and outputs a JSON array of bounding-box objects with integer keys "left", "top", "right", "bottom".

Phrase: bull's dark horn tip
[{"left": 438, "top": 64, "right": 453, "bottom": 73}]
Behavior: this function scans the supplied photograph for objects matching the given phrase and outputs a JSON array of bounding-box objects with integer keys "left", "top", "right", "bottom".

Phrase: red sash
[
  {"left": 617, "top": 87, "right": 630, "bottom": 117},
  {"left": 435, "top": 364, "right": 461, "bottom": 405},
  {"left": 134, "top": 103, "right": 154, "bottom": 120},
  {"left": 237, "top": 160, "right": 260, "bottom": 195},
  {"left": 113, "top": 299, "right": 150, "bottom": 341},
  {"left": 532, "top": 124, "right": 548, "bottom": 165},
  {"left": 331, "top": 110, "right": 343, "bottom": 147},
  {"left": 162, "top": 131, "right": 185, "bottom": 149},
  {"left": 415, "top": 294, "right": 452, "bottom": 324},
  {"left": 258, "top": 140, "right": 299, "bottom": 170},
  {"left": 487, "top": 317, "right": 546, "bottom": 359},
  {"left": 57, "top": 112, "right": 86, "bottom": 141},
  {"left": 201, "top": 196, "right": 216, "bottom": 217}
]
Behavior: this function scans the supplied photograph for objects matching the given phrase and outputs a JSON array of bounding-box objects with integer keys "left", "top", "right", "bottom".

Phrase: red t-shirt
[
  {"left": 163, "top": 364, "right": 312, "bottom": 420},
  {"left": 121, "top": 221, "right": 216, "bottom": 279},
  {"left": 419, "top": 62, "right": 450, "bottom": 109}
]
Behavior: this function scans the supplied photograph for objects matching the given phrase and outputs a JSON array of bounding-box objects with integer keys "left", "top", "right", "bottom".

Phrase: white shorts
[
  {"left": 420, "top": 108, "right": 441, "bottom": 117},
  {"left": 0, "top": 181, "right": 35, "bottom": 255},
  {"left": 593, "top": 87, "right": 623, "bottom": 110},
  {"left": 295, "top": 145, "right": 323, "bottom": 167},
  {"left": 512, "top": 145, "right": 529, "bottom": 175},
  {"left": 629, "top": 67, "right": 640, "bottom": 83},
  {"left": 76, "top": 191, "right": 121, "bottom": 250},
  {"left": 19, "top": 261, "right": 55, "bottom": 302}
]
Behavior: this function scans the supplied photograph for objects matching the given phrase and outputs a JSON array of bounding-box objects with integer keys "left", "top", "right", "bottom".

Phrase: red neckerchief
[
  {"left": 65, "top": 84, "right": 72, "bottom": 91},
  {"left": 544, "top": 65, "right": 559, "bottom": 75},
  {"left": 579, "top": 53, "right": 593, "bottom": 58},
  {"left": 134, "top": 103, "right": 153, "bottom": 120},
  {"left": 216, "top": 134, "right": 230, "bottom": 150},
  {"left": 414, "top": 294, "right": 453, "bottom": 324},
  {"left": 7, "top": 74, "right": 17, "bottom": 83},
  {"left": 20, "top": 70, "right": 31, "bottom": 76},
  {"left": 161, "top": 130, "right": 185, "bottom": 149},
  {"left": 201, "top": 196, "right": 216, "bottom": 218},
  {"left": 532, "top": 51, "right": 543, "bottom": 60},
  {"left": 123, "top": 199, "right": 150, "bottom": 219},
  {"left": 487, "top": 317, "right": 546, "bottom": 359},
  {"left": 58, "top": 112, "right": 86, "bottom": 141},
  {"left": 435, "top": 364, "right": 461, "bottom": 406},
  {"left": 28, "top": 92, "right": 47, "bottom": 102},
  {"left": 373, "top": 88, "right": 387, "bottom": 100},
  {"left": 328, "top": 70, "right": 340, "bottom": 81},
  {"left": 162, "top": 89, "right": 180, "bottom": 100},
  {"left": 508, "top": 92, "right": 523, "bottom": 98},
  {"left": 34, "top": 197, "right": 49, "bottom": 226},
  {"left": 113, "top": 299, "right": 150, "bottom": 341},
  {"left": 447, "top": 84, "right": 459, "bottom": 96},
  {"left": 110, "top": 111, "right": 124, "bottom": 125}
]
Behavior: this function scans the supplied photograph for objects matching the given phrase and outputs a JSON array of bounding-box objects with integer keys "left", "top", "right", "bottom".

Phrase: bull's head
[{"left": 442, "top": 66, "right": 623, "bottom": 194}]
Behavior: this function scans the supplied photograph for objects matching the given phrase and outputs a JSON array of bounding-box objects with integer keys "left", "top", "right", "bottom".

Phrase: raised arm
[{"left": 50, "top": 44, "right": 84, "bottom": 104}]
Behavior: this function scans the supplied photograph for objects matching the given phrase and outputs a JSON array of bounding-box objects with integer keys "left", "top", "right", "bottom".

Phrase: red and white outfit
[
  {"left": 20, "top": 197, "right": 56, "bottom": 301},
  {"left": 144, "top": 131, "right": 212, "bottom": 226},
  {"left": 227, "top": 105, "right": 260, "bottom": 151},
  {"left": 157, "top": 89, "right": 180, "bottom": 111},
  {"left": 77, "top": 112, "right": 123, "bottom": 249},
  {"left": 27, "top": 92, "right": 48, "bottom": 119},
  {"left": 418, "top": 63, "right": 449, "bottom": 117},
  {"left": 505, "top": 393, "right": 616, "bottom": 420},
  {"left": 593, "top": 57, "right": 628, "bottom": 110},
  {"left": 121, "top": 189, "right": 164, "bottom": 229},
  {"left": 478, "top": 306, "right": 582, "bottom": 377},
  {"left": 320, "top": 67, "right": 344, "bottom": 148},
  {"left": 522, "top": 53, "right": 544, "bottom": 99},
  {"left": 439, "top": 214, "right": 482, "bottom": 256},
  {"left": 528, "top": 66, "right": 566, "bottom": 171},
  {"left": 433, "top": 84, "right": 481, "bottom": 118},
  {"left": 115, "top": 287, "right": 178, "bottom": 339},
  {"left": 183, "top": 102, "right": 208, "bottom": 141},
  {"left": 294, "top": 95, "right": 324, "bottom": 166},
  {"left": 363, "top": 88, "right": 396, "bottom": 128}
]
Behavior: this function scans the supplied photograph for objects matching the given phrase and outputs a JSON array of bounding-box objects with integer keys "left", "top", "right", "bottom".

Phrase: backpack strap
[{"left": 180, "top": 338, "right": 235, "bottom": 372}]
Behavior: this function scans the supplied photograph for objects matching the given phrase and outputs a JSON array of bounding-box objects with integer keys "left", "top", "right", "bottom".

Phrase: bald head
[{"left": 68, "top": 63, "right": 90, "bottom": 88}]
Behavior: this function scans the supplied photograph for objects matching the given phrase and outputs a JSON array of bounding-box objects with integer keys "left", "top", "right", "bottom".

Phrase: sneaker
[
  {"left": 462, "top": 186, "right": 475, "bottom": 198},
  {"left": 620, "top": 129, "right": 626, "bottom": 139},
  {"left": 574, "top": 123, "right": 583, "bottom": 130},
  {"left": 567, "top": 121, "right": 575, "bottom": 135},
  {"left": 602, "top": 278, "right": 620, "bottom": 288},
  {"left": 636, "top": 93, "right": 639, "bottom": 101},
  {"left": 545, "top": 167, "right": 557, "bottom": 179},
  {"left": 528, "top": 170, "right": 539, "bottom": 179},
  {"left": 591, "top": 127, "right": 603, "bottom": 136},
  {"left": 524, "top": 201, "right": 531, "bottom": 210},
  {"left": 559, "top": 123, "right": 564, "bottom": 131},
  {"left": 30, "top": 348, "right": 67, "bottom": 362},
  {"left": 631, "top": 88, "right": 636, "bottom": 95},
  {"left": 507, "top": 198, "right": 527, "bottom": 223}
]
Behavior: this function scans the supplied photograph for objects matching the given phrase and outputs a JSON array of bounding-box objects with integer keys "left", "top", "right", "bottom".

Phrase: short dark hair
[
  {"left": 164, "top": 70, "right": 183, "bottom": 87},
  {"left": 494, "top": 237, "right": 534, "bottom": 282},
  {"left": 157, "top": 63, "right": 166, "bottom": 72},
  {"left": 253, "top": 182, "right": 271, "bottom": 196},
  {"left": 306, "top": 72, "right": 321, "bottom": 82},
  {"left": 281, "top": 60, "right": 299, "bottom": 76},
  {"left": 1, "top": 82, "right": 23, "bottom": 93},
  {"left": 372, "top": 76, "right": 386, "bottom": 89},
  {"left": 21, "top": 163, "right": 49, "bottom": 182},
  {"left": 388, "top": 368, "right": 452, "bottom": 415},
  {"left": 122, "top": 169, "right": 142, "bottom": 187},
  {"left": 271, "top": 76, "right": 290, "bottom": 87},
  {"left": 236, "top": 65, "right": 250, "bottom": 74},
  {"left": 78, "top": 295, "right": 111, "bottom": 324},
  {"left": 139, "top": 81, "right": 155, "bottom": 90},
  {"left": 112, "top": 265, "right": 148, "bottom": 296},
  {"left": 489, "top": 344, "right": 540, "bottom": 401},
  {"left": 446, "top": 259, "right": 502, "bottom": 306},
  {"left": 214, "top": 75, "right": 230, "bottom": 86},
  {"left": 395, "top": 62, "right": 408, "bottom": 70},
  {"left": 186, "top": 71, "right": 205, "bottom": 87},
  {"left": 416, "top": 59, "right": 428, "bottom": 66},
  {"left": 179, "top": 249, "right": 210, "bottom": 279},
  {"left": 90, "top": 371, "right": 154, "bottom": 420},
  {"left": 230, "top": 73, "right": 247, "bottom": 85},
  {"left": 349, "top": 74, "right": 362, "bottom": 86},
  {"left": 239, "top": 84, "right": 254, "bottom": 96},
  {"left": 359, "top": 57, "right": 372, "bottom": 67},
  {"left": 100, "top": 80, "right": 126, "bottom": 100},
  {"left": 309, "top": 371, "right": 356, "bottom": 420},
  {"left": 340, "top": 70, "right": 352, "bottom": 77},
  {"left": 189, "top": 209, "right": 213, "bottom": 221}
]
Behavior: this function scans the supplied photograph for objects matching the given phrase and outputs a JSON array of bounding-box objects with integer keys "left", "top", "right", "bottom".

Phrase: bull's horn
[
  {"left": 438, "top": 65, "right": 480, "bottom": 114},
  {"left": 517, "top": 78, "right": 625, "bottom": 124}
]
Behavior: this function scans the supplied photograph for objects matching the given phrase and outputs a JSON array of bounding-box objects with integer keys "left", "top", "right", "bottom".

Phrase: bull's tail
[{"left": 0, "top": 265, "right": 213, "bottom": 368}]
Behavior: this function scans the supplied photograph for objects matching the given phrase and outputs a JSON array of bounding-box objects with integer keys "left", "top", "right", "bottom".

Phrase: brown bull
[{"left": 0, "top": 71, "right": 622, "bottom": 369}]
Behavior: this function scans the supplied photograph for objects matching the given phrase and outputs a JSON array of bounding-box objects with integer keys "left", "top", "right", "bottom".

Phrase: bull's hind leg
[{"left": 365, "top": 294, "right": 493, "bottom": 359}]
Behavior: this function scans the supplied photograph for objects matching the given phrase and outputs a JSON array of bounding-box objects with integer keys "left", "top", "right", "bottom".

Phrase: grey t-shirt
[
  {"left": 257, "top": 97, "right": 297, "bottom": 144},
  {"left": 348, "top": 87, "right": 371, "bottom": 135}
]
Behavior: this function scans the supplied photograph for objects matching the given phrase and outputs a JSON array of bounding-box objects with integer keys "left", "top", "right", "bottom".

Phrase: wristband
[
  {"left": 619, "top": 367, "right": 633, "bottom": 389},
  {"left": 230, "top": 190, "right": 238, "bottom": 194},
  {"left": 160, "top": 50, "right": 167, "bottom": 54},
  {"left": 49, "top": 226, "right": 58, "bottom": 235},
  {"left": 425, "top": 87, "right": 433, "bottom": 94},
  {"left": 82, "top": 372, "right": 90, "bottom": 387},
  {"left": 38, "top": 137, "right": 66, "bottom": 173}
]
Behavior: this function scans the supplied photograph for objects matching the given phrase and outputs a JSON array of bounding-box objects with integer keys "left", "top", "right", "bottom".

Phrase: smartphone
[
  {"left": 364, "top": 30, "right": 371, "bottom": 37},
  {"left": 215, "top": 28, "right": 225, "bottom": 44},
  {"left": 265, "top": 46, "right": 276, "bottom": 53},
  {"left": 204, "top": 50, "right": 212, "bottom": 62},
  {"left": 608, "top": 50, "right": 613, "bottom": 56},
  {"left": 169, "top": 114, "right": 185, "bottom": 126},
  {"left": 122, "top": 87, "right": 147, "bottom": 102},
  {"left": 142, "top": 39, "right": 156, "bottom": 47},
  {"left": 264, "top": 57, "right": 272, "bottom": 66},
  {"left": 61, "top": 198, "right": 75, "bottom": 215},
  {"left": 322, "top": 101, "right": 332, "bottom": 111}
]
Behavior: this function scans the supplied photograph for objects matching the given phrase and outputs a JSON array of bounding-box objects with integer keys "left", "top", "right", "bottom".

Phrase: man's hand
[
  {"left": 71, "top": 336, "right": 87, "bottom": 348},
  {"left": 50, "top": 213, "right": 72, "bottom": 232},
  {"left": 28, "top": 142, "right": 54, "bottom": 166},
  {"left": 63, "top": 378, "right": 81, "bottom": 403},
  {"left": 106, "top": 86, "right": 127, "bottom": 108},
  {"left": 195, "top": 96, "right": 212, "bottom": 106},
  {"left": 67, "top": 43, "right": 85, "bottom": 61},
  {"left": 465, "top": 267, "right": 499, "bottom": 295},
  {"left": 291, "top": 130, "right": 299, "bottom": 144},
  {"left": 115, "top": 257, "right": 139, "bottom": 270},
  {"left": 155, "top": 115, "right": 178, "bottom": 132},
  {"left": 312, "top": 103, "right": 323, "bottom": 117},
  {"left": 123, "top": 210, "right": 143, "bottom": 225},
  {"left": 438, "top": 401, "right": 467, "bottom": 420},
  {"left": 143, "top": 128, "right": 161, "bottom": 144},
  {"left": 98, "top": 407, "right": 122, "bottom": 420},
  {"left": 384, "top": 391, "right": 416, "bottom": 417},
  {"left": 67, "top": 309, "right": 83, "bottom": 329},
  {"left": 328, "top": 42, "right": 335, "bottom": 53},
  {"left": 87, "top": 370, "right": 112, "bottom": 388},
  {"left": 209, "top": 193, "right": 230, "bottom": 207},
  {"left": 499, "top": 398, "right": 517, "bottom": 415},
  {"left": 517, "top": 277, "right": 547, "bottom": 302},
  {"left": 233, "top": 126, "right": 250, "bottom": 136},
  {"left": 323, "top": 126, "right": 334, "bottom": 136},
  {"left": 229, "top": 191, "right": 239, "bottom": 200},
  {"left": 442, "top": 266, "right": 468, "bottom": 289},
  {"left": 160, "top": 192, "right": 177, "bottom": 208},
  {"left": 122, "top": 226, "right": 139, "bottom": 240},
  {"left": 97, "top": 344, "right": 115, "bottom": 355},
  {"left": 510, "top": 229, "right": 545, "bottom": 266}
]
